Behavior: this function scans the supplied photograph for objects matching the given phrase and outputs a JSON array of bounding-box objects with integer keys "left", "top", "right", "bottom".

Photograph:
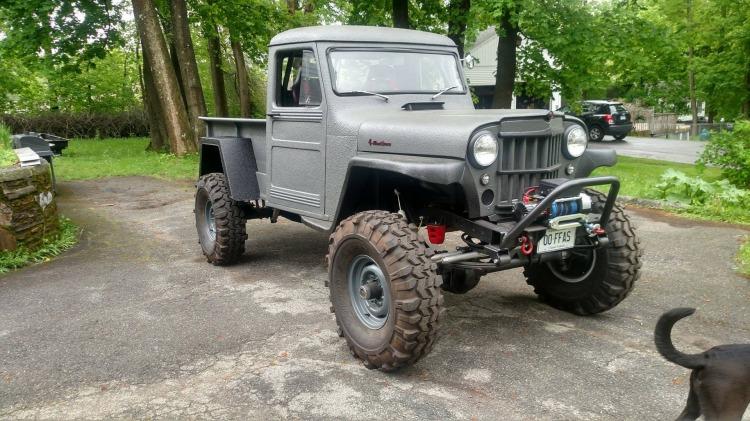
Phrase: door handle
[{"left": 267, "top": 111, "right": 281, "bottom": 118}]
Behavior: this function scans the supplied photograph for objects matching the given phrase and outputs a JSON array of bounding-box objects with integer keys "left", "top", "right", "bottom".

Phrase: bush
[
  {"left": 0, "top": 123, "right": 18, "bottom": 167},
  {"left": 699, "top": 120, "right": 750, "bottom": 188},
  {"left": 656, "top": 169, "right": 748, "bottom": 205},
  {"left": 655, "top": 169, "right": 750, "bottom": 224},
  {"left": 0, "top": 110, "right": 149, "bottom": 139}
]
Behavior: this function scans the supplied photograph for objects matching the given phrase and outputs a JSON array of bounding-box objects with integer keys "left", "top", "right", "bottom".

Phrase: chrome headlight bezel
[
  {"left": 469, "top": 132, "right": 498, "bottom": 168},
  {"left": 563, "top": 124, "right": 588, "bottom": 159}
]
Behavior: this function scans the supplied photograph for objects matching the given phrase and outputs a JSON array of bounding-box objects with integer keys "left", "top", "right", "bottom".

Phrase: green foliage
[
  {"left": 592, "top": 156, "right": 750, "bottom": 224},
  {"left": 739, "top": 237, "right": 750, "bottom": 277},
  {"left": 0, "top": 123, "right": 17, "bottom": 167},
  {"left": 699, "top": 121, "right": 750, "bottom": 188},
  {"left": 0, "top": 217, "right": 79, "bottom": 274},
  {"left": 54, "top": 138, "right": 198, "bottom": 181},
  {"left": 0, "top": 1, "right": 124, "bottom": 69},
  {"left": 592, "top": 156, "right": 721, "bottom": 198},
  {"left": 654, "top": 169, "right": 750, "bottom": 224},
  {"left": 656, "top": 168, "right": 749, "bottom": 205}
]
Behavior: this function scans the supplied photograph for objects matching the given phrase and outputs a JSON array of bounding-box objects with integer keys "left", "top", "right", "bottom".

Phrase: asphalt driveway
[
  {"left": 589, "top": 136, "right": 705, "bottom": 164},
  {"left": 0, "top": 177, "right": 748, "bottom": 419}
]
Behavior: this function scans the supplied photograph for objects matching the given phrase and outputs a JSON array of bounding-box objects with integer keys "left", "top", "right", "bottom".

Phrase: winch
[{"left": 513, "top": 179, "right": 593, "bottom": 222}]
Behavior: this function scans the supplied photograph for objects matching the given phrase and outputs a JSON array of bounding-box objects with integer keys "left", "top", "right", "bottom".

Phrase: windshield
[{"left": 328, "top": 50, "right": 464, "bottom": 95}]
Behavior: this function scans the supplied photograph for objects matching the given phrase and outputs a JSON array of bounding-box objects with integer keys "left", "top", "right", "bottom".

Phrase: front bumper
[{"left": 425, "top": 176, "right": 619, "bottom": 270}]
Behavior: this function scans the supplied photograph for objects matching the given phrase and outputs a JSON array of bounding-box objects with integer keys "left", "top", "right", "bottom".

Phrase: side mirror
[{"left": 462, "top": 53, "right": 475, "bottom": 69}]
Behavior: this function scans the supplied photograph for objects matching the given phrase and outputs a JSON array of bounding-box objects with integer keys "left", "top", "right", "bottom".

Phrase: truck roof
[{"left": 270, "top": 25, "right": 456, "bottom": 48}]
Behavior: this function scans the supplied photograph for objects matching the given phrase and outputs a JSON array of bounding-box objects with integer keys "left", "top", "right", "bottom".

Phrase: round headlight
[
  {"left": 471, "top": 133, "right": 498, "bottom": 168},
  {"left": 564, "top": 125, "right": 588, "bottom": 158}
]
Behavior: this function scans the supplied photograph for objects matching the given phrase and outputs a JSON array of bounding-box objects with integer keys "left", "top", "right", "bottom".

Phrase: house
[{"left": 464, "top": 28, "right": 562, "bottom": 111}]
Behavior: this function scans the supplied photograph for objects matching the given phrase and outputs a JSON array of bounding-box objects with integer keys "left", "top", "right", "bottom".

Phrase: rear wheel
[
  {"left": 327, "top": 211, "right": 443, "bottom": 371},
  {"left": 589, "top": 125, "right": 605, "bottom": 142},
  {"left": 524, "top": 189, "right": 642, "bottom": 315},
  {"left": 195, "top": 173, "right": 247, "bottom": 265}
]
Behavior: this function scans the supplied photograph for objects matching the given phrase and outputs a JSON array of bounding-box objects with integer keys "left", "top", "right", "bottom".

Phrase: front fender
[
  {"left": 348, "top": 153, "right": 465, "bottom": 185},
  {"left": 332, "top": 153, "right": 481, "bottom": 227}
]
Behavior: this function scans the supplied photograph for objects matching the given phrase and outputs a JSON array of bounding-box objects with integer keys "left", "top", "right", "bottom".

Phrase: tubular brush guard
[{"left": 425, "top": 176, "right": 620, "bottom": 271}]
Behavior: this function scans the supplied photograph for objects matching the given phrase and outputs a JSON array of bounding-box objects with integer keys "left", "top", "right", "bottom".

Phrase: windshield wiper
[
  {"left": 348, "top": 90, "right": 390, "bottom": 102},
  {"left": 431, "top": 86, "right": 458, "bottom": 100}
]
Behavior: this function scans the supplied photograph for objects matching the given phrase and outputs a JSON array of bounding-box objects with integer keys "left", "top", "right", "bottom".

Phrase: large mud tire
[
  {"left": 524, "top": 189, "right": 642, "bottom": 315},
  {"left": 195, "top": 173, "right": 247, "bottom": 265},
  {"left": 327, "top": 211, "right": 443, "bottom": 371}
]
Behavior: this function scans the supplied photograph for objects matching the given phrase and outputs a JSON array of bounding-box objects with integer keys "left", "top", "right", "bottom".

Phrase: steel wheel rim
[
  {"left": 348, "top": 255, "right": 390, "bottom": 329},
  {"left": 547, "top": 248, "right": 597, "bottom": 283},
  {"left": 205, "top": 200, "right": 216, "bottom": 241}
]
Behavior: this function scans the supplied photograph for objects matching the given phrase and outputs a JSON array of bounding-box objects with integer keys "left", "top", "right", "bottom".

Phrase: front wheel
[
  {"left": 195, "top": 173, "right": 247, "bottom": 265},
  {"left": 614, "top": 134, "right": 627, "bottom": 141},
  {"left": 524, "top": 189, "right": 642, "bottom": 315},
  {"left": 327, "top": 211, "right": 443, "bottom": 371}
]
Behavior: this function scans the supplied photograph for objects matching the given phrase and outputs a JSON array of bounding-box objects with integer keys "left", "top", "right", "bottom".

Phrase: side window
[{"left": 276, "top": 49, "right": 322, "bottom": 108}]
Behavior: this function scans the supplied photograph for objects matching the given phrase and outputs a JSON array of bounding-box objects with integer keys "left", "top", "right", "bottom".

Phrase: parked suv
[
  {"left": 561, "top": 100, "right": 633, "bottom": 141},
  {"left": 194, "top": 26, "right": 643, "bottom": 371}
]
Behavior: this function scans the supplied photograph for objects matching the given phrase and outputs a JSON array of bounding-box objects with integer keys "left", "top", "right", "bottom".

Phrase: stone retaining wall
[{"left": 0, "top": 161, "right": 58, "bottom": 251}]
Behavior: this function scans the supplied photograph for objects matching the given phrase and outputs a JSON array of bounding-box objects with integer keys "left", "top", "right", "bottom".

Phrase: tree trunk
[
  {"left": 206, "top": 25, "right": 229, "bottom": 117},
  {"left": 286, "top": 0, "right": 297, "bottom": 13},
  {"left": 447, "top": 0, "right": 471, "bottom": 58},
  {"left": 141, "top": 44, "right": 167, "bottom": 151},
  {"left": 392, "top": 0, "right": 409, "bottom": 29},
  {"left": 132, "top": 0, "right": 196, "bottom": 155},
  {"left": 492, "top": 13, "right": 517, "bottom": 109},
  {"left": 230, "top": 34, "right": 252, "bottom": 118},
  {"left": 170, "top": 0, "right": 207, "bottom": 142},
  {"left": 687, "top": 0, "right": 698, "bottom": 136}
]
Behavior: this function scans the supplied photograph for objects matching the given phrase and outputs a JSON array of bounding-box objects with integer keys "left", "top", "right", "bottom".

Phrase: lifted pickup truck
[{"left": 194, "top": 25, "right": 642, "bottom": 371}]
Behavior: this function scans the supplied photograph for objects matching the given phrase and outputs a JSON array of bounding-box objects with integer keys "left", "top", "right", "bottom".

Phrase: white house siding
[{"left": 463, "top": 28, "right": 561, "bottom": 111}]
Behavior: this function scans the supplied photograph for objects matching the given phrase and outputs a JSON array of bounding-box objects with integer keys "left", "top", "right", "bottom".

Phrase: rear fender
[{"left": 199, "top": 137, "right": 260, "bottom": 202}]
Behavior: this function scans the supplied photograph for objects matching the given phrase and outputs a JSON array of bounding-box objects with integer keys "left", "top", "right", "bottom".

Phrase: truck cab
[{"left": 195, "top": 26, "right": 642, "bottom": 371}]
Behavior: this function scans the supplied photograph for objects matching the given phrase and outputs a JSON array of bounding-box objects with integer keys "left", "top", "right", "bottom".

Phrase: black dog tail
[{"left": 654, "top": 308, "right": 706, "bottom": 369}]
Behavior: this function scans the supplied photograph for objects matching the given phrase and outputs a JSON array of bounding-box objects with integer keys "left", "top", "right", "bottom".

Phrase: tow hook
[
  {"left": 586, "top": 223, "right": 606, "bottom": 237},
  {"left": 519, "top": 234, "right": 534, "bottom": 256}
]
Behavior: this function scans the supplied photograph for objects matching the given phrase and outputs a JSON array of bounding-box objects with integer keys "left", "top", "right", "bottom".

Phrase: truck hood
[{"left": 356, "top": 108, "right": 559, "bottom": 159}]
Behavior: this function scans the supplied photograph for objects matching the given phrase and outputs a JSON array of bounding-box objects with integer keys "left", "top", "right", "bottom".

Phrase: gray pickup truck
[{"left": 194, "top": 25, "right": 642, "bottom": 371}]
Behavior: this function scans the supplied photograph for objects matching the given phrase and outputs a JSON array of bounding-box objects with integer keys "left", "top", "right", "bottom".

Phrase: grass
[
  {"left": 55, "top": 138, "right": 197, "bottom": 181},
  {"left": 0, "top": 217, "right": 79, "bottom": 273},
  {"left": 0, "top": 124, "right": 19, "bottom": 167},
  {"left": 739, "top": 238, "right": 750, "bottom": 277}
]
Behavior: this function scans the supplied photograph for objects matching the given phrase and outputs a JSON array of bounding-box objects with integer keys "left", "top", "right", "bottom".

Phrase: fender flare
[
  {"left": 199, "top": 137, "right": 260, "bottom": 202},
  {"left": 576, "top": 149, "right": 617, "bottom": 177}
]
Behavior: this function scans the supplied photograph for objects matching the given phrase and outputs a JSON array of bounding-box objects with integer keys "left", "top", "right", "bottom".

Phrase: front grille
[{"left": 496, "top": 134, "right": 563, "bottom": 206}]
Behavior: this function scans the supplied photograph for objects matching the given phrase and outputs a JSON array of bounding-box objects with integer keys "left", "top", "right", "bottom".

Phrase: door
[{"left": 267, "top": 47, "right": 327, "bottom": 218}]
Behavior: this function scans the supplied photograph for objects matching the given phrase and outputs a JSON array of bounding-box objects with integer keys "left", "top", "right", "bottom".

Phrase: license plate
[
  {"left": 537, "top": 226, "right": 577, "bottom": 253},
  {"left": 620, "top": 115, "right": 627, "bottom": 120}
]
